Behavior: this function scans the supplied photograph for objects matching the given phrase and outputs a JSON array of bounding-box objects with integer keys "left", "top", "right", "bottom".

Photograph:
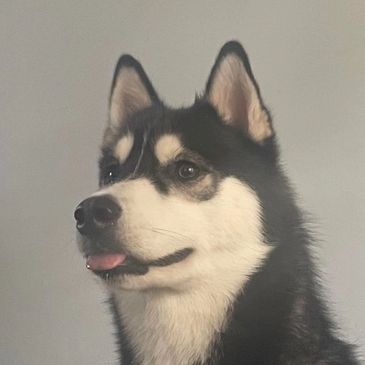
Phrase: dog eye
[
  {"left": 103, "top": 164, "right": 119, "bottom": 185},
  {"left": 176, "top": 161, "right": 200, "bottom": 181}
]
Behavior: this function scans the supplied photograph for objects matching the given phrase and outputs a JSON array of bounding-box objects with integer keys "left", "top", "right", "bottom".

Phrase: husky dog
[{"left": 74, "top": 41, "right": 359, "bottom": 365}]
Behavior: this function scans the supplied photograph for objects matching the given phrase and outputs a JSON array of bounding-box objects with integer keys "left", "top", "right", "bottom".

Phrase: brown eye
[{"left": 176, "top": 161, "right": 200, "bottom": 181}]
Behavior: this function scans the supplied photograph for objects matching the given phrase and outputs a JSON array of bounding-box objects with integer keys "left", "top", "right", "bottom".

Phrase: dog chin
[{"left": 105, "top": 265, "right": 192, "bottom": 292}]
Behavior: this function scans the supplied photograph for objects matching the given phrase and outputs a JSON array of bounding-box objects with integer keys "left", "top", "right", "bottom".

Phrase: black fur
[{"left": 94, "top": 41, "right": 360, "bottom": 364}]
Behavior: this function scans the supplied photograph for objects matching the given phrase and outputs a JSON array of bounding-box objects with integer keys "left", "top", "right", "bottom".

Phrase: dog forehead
[
  {"left": 112, "top": 131, "right": 184, "bottom": 165},
  {"left": 108, "top": 102, "right": 224, "bottom": 165}
]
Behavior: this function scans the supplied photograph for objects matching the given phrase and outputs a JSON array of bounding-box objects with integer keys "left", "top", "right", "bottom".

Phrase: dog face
[{"left": 75, "top": 42, "right": 275, "bottom": 291}]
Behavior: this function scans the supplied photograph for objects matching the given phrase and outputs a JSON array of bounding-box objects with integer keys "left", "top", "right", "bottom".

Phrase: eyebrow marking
[
  {"left": 154, "top": 134, "right": 183, "bottom": 164},
  {"left": 114, "top": 133, "right": 134, "bottom": 163}
]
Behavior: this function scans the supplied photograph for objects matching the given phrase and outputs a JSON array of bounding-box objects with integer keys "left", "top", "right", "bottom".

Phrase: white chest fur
[
  {"left": 114, "top": 283, "right": 233, "bottom": 365},
  {"left": 112, "top": 246, "right": 271, "bottom": 365}
]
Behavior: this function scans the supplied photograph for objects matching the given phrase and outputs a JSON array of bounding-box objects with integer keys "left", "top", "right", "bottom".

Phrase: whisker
[
  {"left": 150, "top": 227, "right": 193, "bottom": 241},
  {"left": 141, "top": 226, "right": 193, "bottom": 242}
]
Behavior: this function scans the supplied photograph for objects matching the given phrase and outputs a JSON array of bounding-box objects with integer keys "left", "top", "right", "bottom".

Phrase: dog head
[{"left": 74, "top": 41, "right": 276, "bottom": 291}]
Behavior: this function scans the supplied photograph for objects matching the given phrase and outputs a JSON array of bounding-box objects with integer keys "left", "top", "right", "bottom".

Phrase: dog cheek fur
[{"left": 107, "top": 176, "right": 270, "bottom": 272}]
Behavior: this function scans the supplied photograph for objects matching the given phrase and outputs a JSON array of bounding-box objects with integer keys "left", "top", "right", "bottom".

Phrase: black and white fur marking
[{"left": 75, "top": 41, "right": 360, "bottom": 364}]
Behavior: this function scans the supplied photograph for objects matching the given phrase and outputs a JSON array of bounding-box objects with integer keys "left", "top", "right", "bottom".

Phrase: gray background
[{"left": 1, "top": 1, "right": 364, "bottom": 364}]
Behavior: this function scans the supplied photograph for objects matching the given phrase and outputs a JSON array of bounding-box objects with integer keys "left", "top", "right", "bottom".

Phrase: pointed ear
[
  {"left": 109, "top": 55, "right": 159, "bottom": 129},
  {"left": 205, "top": 41, "right": 273, "bottom": 143}
]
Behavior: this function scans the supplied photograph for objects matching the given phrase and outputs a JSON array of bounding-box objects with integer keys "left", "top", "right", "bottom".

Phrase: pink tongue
[{"left": 86, "top": 253, "right": 127, "bottom": 271}]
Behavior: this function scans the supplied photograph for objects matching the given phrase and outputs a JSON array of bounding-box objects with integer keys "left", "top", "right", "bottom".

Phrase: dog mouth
[{"left": 86, "top": 248, "right": 193, "bottom": 280}]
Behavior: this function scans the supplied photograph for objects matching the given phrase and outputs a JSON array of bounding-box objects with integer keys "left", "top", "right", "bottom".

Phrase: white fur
[
  {"left": 154, "top": 134, "right": 183, "bottom": 165},
  {"left": 110, "top": 67, "right": 152, "bottom": 128},
  {"left": 95, "top": 177, "right": 271, "bottom": 365},
  {"left": 208, "top": 54, "right": 272, "bottom": 142},
  {"left": 114, "top": 133, "right": 134, "bottom": 163}
]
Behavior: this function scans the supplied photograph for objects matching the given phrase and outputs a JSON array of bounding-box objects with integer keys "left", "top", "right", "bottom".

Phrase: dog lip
[
  {"left": 147, "top": 247, "right": 193, "bottom": 267},
  {"left": 89, "top": 247, "right": 194, "bottom": 280}
]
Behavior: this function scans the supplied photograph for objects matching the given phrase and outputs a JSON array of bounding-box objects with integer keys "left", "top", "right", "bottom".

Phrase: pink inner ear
[
  {"left": 207, "top": 54, "right": 253, "bottom": 131},
  {"left": 207, "top": 54, "right": 272, "bottom": 142},
  {"left": 110, "top": 67, "right": 152, "bottom": 129},
  {"left": 229, "top": 81, "right": 249, "bottom": 133}
]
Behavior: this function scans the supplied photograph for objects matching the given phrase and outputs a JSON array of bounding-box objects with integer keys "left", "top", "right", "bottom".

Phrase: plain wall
[{"left": 1, "top": 1, "right": 364, "bottom": 364}]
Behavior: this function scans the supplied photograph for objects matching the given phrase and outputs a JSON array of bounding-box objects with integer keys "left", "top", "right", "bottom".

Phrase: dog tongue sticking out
[{"left": 86, "top": 253, "right": 126, "bottom": 271}]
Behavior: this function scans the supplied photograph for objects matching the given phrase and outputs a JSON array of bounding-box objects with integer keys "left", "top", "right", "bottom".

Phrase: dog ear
[
  {"left": 205, "top": 41, "right": 273, "bottom": 143},
  {"left": 108, "top": 55, "right": 160, "bottom": 130}
]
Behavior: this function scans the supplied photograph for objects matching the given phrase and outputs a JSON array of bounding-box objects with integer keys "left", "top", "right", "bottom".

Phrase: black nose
[{"left": 74, "top": 195, "right": 121, "bottom": 236}]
